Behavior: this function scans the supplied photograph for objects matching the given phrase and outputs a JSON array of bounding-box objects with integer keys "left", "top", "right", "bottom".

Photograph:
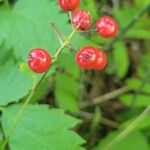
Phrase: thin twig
[
  {"left": 104, "top": 2, "right": 150, "bottom": 51},
  {"left": 51, "top": 22, "right": 64, "bottom": 44},
  {"left": 80, "top": 86, "right": 131, "bottom": 109},
  {"left": 51, "top": 23, "right": 77, "bottom": 52},
  {"left": 103, "top": 105, "right": 150, "bottom": 150},
  {"left": 79, "top": 111, "right": 119, "bottom": 128}
]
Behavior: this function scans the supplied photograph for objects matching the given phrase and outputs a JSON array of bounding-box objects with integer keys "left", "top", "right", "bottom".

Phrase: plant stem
[
  {"left": 1, "top": 12, "right": 90, "bottom": 149},
  {"left": 104, "top": 2, "right": 150, "bottom": 51},
  {"left": 103, "top": 105, "right": 150, "bottom": 150},
  {"left": 1, "top": 30, "right": 76, "bottom": 149},
  {"left": 1, "top": 71, "right": 48, "bottom": 149},
  {"left": 80, "top": 86, "right": 130, "bottom": 109}
]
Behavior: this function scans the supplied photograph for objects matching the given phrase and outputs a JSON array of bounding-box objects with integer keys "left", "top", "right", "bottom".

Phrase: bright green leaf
[
  {"left": 0, "top": 0, "right": 71, "bottom": 59},
  {"left": 126, "top": 78, "right": 150, "bottom": 93},
  {"left": 0, "top": 61, "right": 32, "bottom": 105},
  {"left": 113, "top": 42, "right": 129, "bottom": 78},
  {"left": 120, "top": 94, "right": 150, "bottom": 107},
  {"left": 2, "top": 104, "right": 85, "bottom": 150},
  {"left": 55, "top": 74, "right": 79, "bottom": 112}
]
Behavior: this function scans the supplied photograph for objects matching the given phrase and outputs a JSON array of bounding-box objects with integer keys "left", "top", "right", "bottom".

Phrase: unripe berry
[
  {"left": 28, "top": 48, "right": 52, "bottom": 73},
  {"left": 76, "top": 46, "right": 98, "bottom": 69},
  {"left": 96, "top": 16, "right": 119, "bottom": 38},
  {"left": 58, "top": 0, "right": 80, "bottom": 12},
  {"left": 72, "top": 10, "right": 91, "bottom": 30}
]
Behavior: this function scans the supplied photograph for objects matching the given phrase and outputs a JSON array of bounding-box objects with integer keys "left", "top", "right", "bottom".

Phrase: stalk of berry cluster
[{"left": 1, "top": 12, "right": 89, "bottom": 150}]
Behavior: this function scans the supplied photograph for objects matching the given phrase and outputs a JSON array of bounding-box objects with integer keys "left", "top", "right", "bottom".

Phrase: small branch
[
  {"left": 104, "top": 2, "right": 150, "bottom": 51},
  {"left": 51, "top": 23, "right": 77, "bottom": 52},
  {"left": 79, "top": 111, "right": 120, "bottom": 128},
  {"left": 68, "top": 12, "right": 74, "bottom": 30},
  {"left": 51, "top": 22, "right": 64, "bottom": 44},
  {"left": 103, "top": 105, "right": 150, "bottom": 150},
  {"left": 80, "top": 86, "right": 131, "bottom": 109}
]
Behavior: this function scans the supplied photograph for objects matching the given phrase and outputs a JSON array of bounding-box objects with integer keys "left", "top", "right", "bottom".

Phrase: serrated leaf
[
  {"left": 94, "top": 131, "right": 150, "bottom": 150},
  {"left": 120, "top": 94, "right": 150, "bottom": 107},
  {"left": 113, "top": 42, "right": 129, "bottom": 78},
  {"left": 1, "top": 104, "right": 85, "bottom": 150},
  {"left": 0, "top": 0, "right": 71, "bottom": 59}
]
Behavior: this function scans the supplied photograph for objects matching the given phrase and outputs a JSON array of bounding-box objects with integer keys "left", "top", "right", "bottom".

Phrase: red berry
[
  {"left": 58, "top": 0, "right": 80, "bottom": 12},
  {"left": 96, "top": 16, "right": 119, "bottom": 38},
  {"left": 76, "top": 46, "right": 98, "bottom": 69},
  {"left": 94, "top": 49, "right": 107, "bottom": 70},
  {"left": 72, "top": 10, "right": 91, "bottom": 30},
  {"left": 28, "top": 48, "right": 52, "bottom": 73}
]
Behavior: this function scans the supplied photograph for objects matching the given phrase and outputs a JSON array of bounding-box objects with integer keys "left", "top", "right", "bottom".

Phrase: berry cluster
[{"left": 28, "top": 0, "right": 119, "bottom": 73}]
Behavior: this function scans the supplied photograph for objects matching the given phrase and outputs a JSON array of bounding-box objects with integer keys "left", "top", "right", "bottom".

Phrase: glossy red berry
[
  {"left": 28, "top": 48, "right": 52, "bottom": 73},
  {"left": 72, "top": 10, "right": 91, "bottom": 30},
  {"left": 94, "top": 49, "right": 107, "bottom": 70},
  {"left": 76, "top": 46, "right": 98, "bottom": 69},
  {"left": 96, "top": 16, "right": 119, "bottom": 38},
  {"left": 58, "top": 0, "right": 80, "bottom": 12}
]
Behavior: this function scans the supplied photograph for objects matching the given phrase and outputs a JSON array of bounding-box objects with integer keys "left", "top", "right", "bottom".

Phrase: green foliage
[
  {"left": 0, "top": 61, "right": 32, "bottom": 105},
  {"left": 120, "top": 94, "right": 150, "bottom": 107},
  {"left": 113, "top": 4, "right": 150, "bottom": 40},
  {"left": 122, "top": 117, "right": 150, "bottom": 130},
  {"left": 0, "top": 0, "right": 71, "bottom": 59},
  {"left": 113, "top": 42, "right": 129, "bottom": 78},
  {"left": 1, "top": 104, "right": 85, "bottom": 150},
  {"left": 55, "top": 53, "right": 80, "bottom": 112},
  {"left": 127, "top": 78, "right": 150, "bottom": 92},
  {"left": 94, "top": 131, "right": 150, "bottom": 150}
]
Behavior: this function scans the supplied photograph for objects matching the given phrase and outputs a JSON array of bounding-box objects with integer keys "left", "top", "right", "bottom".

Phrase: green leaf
[
  {"left": 113, "top": 42, "right": 129, "bottom": 78},
  {"left": 0, "top": 0, "right": 71, "bottom": 59},
  {"left": 2, "top": 104, "right": 85, "bottom": 150},
  {"left": 0, "top": 61, "right": 33, "bottom": 105},
  {"left": 113, "top": 5, "right": 150, "bottom": 39},
  {"left": 120, "top": 94, "right": 150, "bottom": 107},
  {"left": 125, "top": 30, "right": 150, "bottom": 40},
  {"left": 59, "top": 53, "right": 80, "bottom": 78},
  {"left": 55, "top": 74, "right": 79, "bottom": 113},
  {"left": 126, "top": 78, "right": 150, "bottom": 93},
  {"left": 94, "top": 131, "right": 150, "bottom": 150}
]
